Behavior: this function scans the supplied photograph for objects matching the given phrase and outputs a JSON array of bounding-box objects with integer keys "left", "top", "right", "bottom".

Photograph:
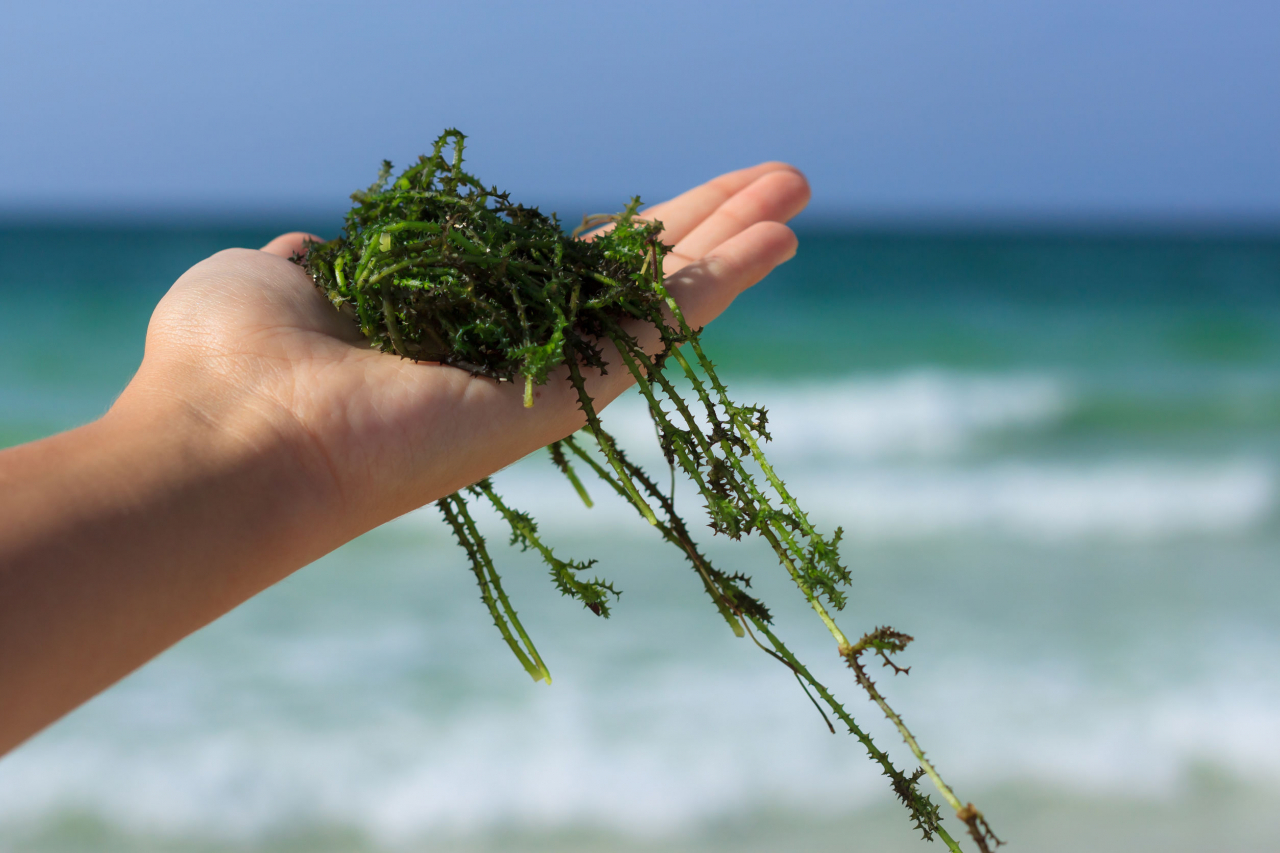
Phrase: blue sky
[{"left": 1, "top": 0, "right": 1276, "bottom": 224}]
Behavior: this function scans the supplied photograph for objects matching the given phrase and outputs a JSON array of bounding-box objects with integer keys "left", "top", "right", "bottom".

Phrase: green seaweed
[{"left": 297, "top": 130, "right": 1000, "bottom": 852}]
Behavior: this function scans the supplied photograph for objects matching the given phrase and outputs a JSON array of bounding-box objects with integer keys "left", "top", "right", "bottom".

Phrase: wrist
[{"left": 106, "top": 360, "right": 352, "bottom": 572}]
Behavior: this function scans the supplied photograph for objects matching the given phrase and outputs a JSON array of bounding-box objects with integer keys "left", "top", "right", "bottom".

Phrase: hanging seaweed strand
[{"left": 298, "top": 130, "right": 1001, "bottom": 852}]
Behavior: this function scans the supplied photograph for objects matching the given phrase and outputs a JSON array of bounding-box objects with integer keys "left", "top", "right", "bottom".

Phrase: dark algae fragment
[{"left": 297, "top": 130, "right": 1000, "bottom": 852}]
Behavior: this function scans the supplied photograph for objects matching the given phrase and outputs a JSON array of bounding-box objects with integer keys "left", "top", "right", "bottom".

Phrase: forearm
[{"left": 0, "top": 394, "right": 338, "bottom": 755}]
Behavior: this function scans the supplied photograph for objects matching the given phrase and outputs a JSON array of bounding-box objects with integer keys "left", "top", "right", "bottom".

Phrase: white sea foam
[
  {"left": 791, "top": 459, "right": 1276, "bottom": 541},
  {"left": 4, "top": 644, "right": 1280, "bottom": 845},
  {"left": 468, "top": 456, "right": 1275, "bottom": 544},
  {"left": 446, "top": 370, "right": 1271, "bottom": 542},
  {"left": 601, "top": 370, "right": 1070, "bottom": 462}
]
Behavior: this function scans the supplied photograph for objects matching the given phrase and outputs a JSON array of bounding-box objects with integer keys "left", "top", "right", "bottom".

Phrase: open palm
[{"left": 134, "top": 162, "right": 810, "bottom": 538}]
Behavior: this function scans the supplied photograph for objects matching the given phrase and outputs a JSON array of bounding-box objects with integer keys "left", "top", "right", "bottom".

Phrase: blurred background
[{"left": 2, "top": 2, "right": 1279, "bottom": 851}]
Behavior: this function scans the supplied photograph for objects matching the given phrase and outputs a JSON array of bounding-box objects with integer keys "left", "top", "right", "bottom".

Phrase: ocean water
[{"left": 2, "top": 225, "right": 1280, "bottom": 852}]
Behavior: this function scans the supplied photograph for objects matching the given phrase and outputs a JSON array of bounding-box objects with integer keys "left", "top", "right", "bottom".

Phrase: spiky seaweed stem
[
  {"left": 298, "top": 130, "right": 999, "bottom": 851},
  {"left": 437, "top": 493, "right": 550, "bottom": 684}
]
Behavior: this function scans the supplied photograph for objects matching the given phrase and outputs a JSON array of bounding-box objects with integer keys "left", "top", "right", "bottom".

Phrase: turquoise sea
[{"left": 2, "top": 225, "right": 1280, "bottom": 852}]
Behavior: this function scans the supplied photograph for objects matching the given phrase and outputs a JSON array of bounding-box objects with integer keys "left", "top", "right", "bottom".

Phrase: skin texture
[{"left": 0, "top": 163, "right": 809, "bottom": 756}]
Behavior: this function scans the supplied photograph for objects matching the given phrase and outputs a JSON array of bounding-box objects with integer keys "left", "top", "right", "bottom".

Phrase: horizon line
[{"left": 2, "top": 203, "right": 1279, "bottom": 239}]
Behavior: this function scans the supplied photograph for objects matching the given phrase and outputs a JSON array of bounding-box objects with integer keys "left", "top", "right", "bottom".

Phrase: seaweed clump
[{"left": 298, "top": 130, "right": 1000, "bottom": 853}]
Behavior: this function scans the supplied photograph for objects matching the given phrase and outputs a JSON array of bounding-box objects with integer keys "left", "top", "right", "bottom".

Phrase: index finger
[{"left": 640, "top": 161, "right": 803, "bottom": 245}]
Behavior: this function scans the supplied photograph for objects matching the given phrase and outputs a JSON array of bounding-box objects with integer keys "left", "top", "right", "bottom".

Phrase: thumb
[{"left": 260, "top": 232, "right": 321, "bottom": 258}]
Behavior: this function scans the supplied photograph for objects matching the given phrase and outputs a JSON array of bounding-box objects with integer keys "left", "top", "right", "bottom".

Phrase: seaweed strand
[{"left": 298, "top": 130, "right": 999, "bottom": 851}]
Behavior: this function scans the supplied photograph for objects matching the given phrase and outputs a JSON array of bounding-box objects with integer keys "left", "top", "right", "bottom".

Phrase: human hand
[{"left": 123, "top": 162, "right": 810, "bottom": 542}]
